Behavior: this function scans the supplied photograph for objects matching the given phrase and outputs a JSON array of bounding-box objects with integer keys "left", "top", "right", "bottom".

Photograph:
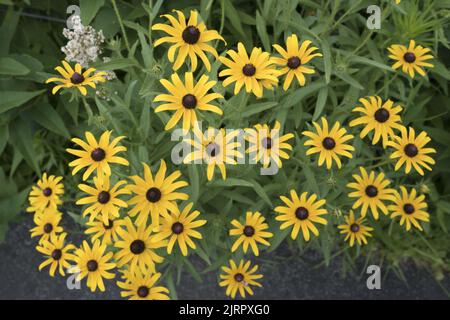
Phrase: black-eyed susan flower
[
  {"left": 35, "top": 232, "right": 76, "bottom": 277},
  {"left": 76, "top": 174, "right": 130, "bottom": 224},
  {"left": 151, "top": 202, "right": 207, "bottom": 256},
  {"left": 27, "top": 173, "right": 64, "bottom": 214},
  {"left": 183, "top": 127, "right": 242, "bottom": 181},
  {"left": 388, "top": 186, "right": 429, "bottom": 231},
  {"left": 347, "top": 167, "right": 395, "bottom": 220},
  {"left": 246, "top": 121, "right": 294, "bottom": 169},
  {"left": 66, "top": 130, "right": 129, "bottom": 181},
  {"left": 388, "top": 40, "right": 434, "bottom": 78},
  {"left": 337, "top": 210, "right": 373, "bottom": 247},
  {"left": 274, "top": 190, "right": 328, "bottom": 241},
  {"left": 229, "top": 211, "right": 273, "bottom": 256},
  {"left": 72, "top": 240, "right": 116, "bottom": 292},
  {"left": 128, "top": 160, "right": 189, "bottom": 228},
  {"left": 85, "top": 216, "right": 125, "bottom": 246},
  {"left": 219, "top": 43, "right": 279, "bottom": 98},
  {"left": 272, "top": 34, "right": 322, "bottom": 90},
  {"left": 30, "top": 209, "right": 63, "bottom": 244},
  {"left": 349, "top": 96, "right": 404, "bottom": 148},
  {"left": 386, "top": 126, "right": 436, "bottom": 176},
  {"left": 302, "top": 117, "right": 354, "bottom": 169},
  {"left": 219, "top": 259, "right": 263, "bottom": 299},
  {"left": 154, "top": 73, "right": 223, "bottom": 131},
  {"left": 152, "top": 9, "right": 224, "bottom": 71},
  {"left": 115, "top": 217, "right": 166, "bottom": 274},
  {"left": 117, "top": 269, "right": 170, "bottom": 300},
  {"left": 46, "top": 61, "right": 107, "bottom": 96}
]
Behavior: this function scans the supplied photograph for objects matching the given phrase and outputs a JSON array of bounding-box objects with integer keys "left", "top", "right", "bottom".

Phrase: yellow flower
[
  {"left": 66, "top": 130, "right": 129, "bottom": 181},
  {"left": 154, "top": 72, "right": 223, "bottom": 131},
  {"left": 302, "top": 117, "right": 354, "bottom": 169},
  {"left": 117, "top": 269, "right": 170, "bottom": 300},
  {"left": 151, "top": 202, "right": 207, "bottom": 256},
  {"left": 337, "top": 211, "right": 373, "bottom": 247},
  {"left": 72, "top": 240, "right": 116, "bottom": 292},
  {"left": 115, "top": 217, "right": 166, "bottom": 274},
  {"left": 152, "top": 9, "right": 224, "bottom": 71},
  {"left": 219, "top": 42, "right": 279, "bottom": 98},
  {"left": 246, "top": 121, "right": 294, "bottom": 169},
  {"left": 349, "top": 96, "right": 404, "bottom": 148},
  {"left": 27, "top": 173, "right": 64, "bottom": 213},
  {"left": 388, "top": 40, "right": 433, "bottom": 78},
  {"left": 76, "top": 174, "right": 130, "bottom": 224},
  {"left": 388, "top": 186, "right": 429, "bottom": 231},
  {"left": 85, "top": 216, "right": 125, "bottom": 246},
  {"left": 183, "top": 127, "right": 242, "bottom": 181},
  {"left": 45, "top": 61, "right": 107, "bottom": 96},
  {"left": 272, "top": 34, "right": 322, "bottom": 90},
  {"left": 30, "top": 209, "right": 64, "bottom": 244},
  {"left": 395, "top": 0, "right": 401, "bottom": 3},
  {"left": 347, "top": 167, "right": 395, "bottom": 220},
  {"left": 219, "top": 259, "right": 263, "bottom": 299},
  {"left": 386, "top": 126, "right": 436, "bottom": 176},
  {"left": 128, "top": 160, "right": 189, "bottom": 228},
  {"left": 229, "top": 211, "right": 273, "bottom": 256},
  {"left": 274, "top": 190, "right": 328, "bottom": 241},
  {"left": 36, "top": 232, "right": 76, "bottom": 277}
]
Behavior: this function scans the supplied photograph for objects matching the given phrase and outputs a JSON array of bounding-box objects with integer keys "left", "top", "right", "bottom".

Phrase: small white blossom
[{"left": 61, "top": 15, "right": 105, "bottom": 68}]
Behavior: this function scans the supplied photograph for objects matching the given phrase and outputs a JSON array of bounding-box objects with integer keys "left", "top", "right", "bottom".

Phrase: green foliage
[{"left": 0, "top": 0, "right": 449, "bottom": 296}]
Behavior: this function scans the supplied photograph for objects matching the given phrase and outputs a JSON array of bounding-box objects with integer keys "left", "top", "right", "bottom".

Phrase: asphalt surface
[{"left": 0, "top": 216, "right": 448, "bottom": 300}]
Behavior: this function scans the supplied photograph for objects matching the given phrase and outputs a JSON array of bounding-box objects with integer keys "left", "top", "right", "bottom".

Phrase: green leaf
[
  {"left": 249, "top": 179, "right": 272, "bottom": 206},
  {"left": 0, "top": 7, "right": 21, "bottom": 55},
  {"left": 255, "top": 11, "right": 270, "bottom": 52},
  {"left": 188, "top": 165, "right": 200, "bottom": 204},
  {"left": 0, "top": 57, "right": 30, "bottom": 75},
  {"left": 0, "top": 90, "right": 45, "bottom": 114},
  {"left": 95, "top": 58, "right": 138, "bottom": 71},
  {"left": 9, "top": 119, "right": 40, "bottom": 175},
  {"left": 80, "top": 0, "right": 105, "bottom": 25},
  {"left": 349, "top": 56, "right": 393, "bottom": 72},
  {"left": 0, "top": 123, "right": 8, "bottom": 154},
  {"left": 30, "top": 103, "right": 70, "bottom": 138},
  {"left": 312, "top": 87, "right": 328, "bottom": 120}
]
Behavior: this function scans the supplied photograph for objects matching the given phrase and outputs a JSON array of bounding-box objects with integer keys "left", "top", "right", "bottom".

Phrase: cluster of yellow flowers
[{"left": 38, "top": 5, "right": 437, "bottom": 299}]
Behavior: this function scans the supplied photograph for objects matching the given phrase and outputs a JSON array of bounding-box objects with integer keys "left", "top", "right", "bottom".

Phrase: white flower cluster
[{"left": 61, "top": 15, "right": 105, "bottom": 67}]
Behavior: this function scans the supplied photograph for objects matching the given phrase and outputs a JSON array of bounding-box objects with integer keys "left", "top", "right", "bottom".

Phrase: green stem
[{"left": 111, "top": 0, "right": 131, "bottom": 53}]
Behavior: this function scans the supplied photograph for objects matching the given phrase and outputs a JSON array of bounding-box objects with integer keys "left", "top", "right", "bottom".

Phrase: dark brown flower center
[
  {"left": 146, "top": 187, "right": 161, "bottom": 203},
  {"left": 365, "top": 185, "right": 378, "bottom": 198},
  {"left": 51, "top": 249, "right": 62, "bottom": 260},
  {"left": 295, "top": 207, "right": 309, "bottom": 220},
  {"left": 374, "top": 108, "right": 390, "bottom": 123},
  {"left": 43, "top": 223, "right": 53, "bottom": 233},
  {"left": 130, "top": 240, "right": 146, "bottom": 254},
  {"left": 182, "top": 26, "right": 200, "bottom": 44},
  {"left": 287, "top": 56, "right": 301, "bottom": 69},
  {"left": 97, "top": 191, "right": 110, "bottom": 204},
  {"left": 87, "top": 259, "right": 98, "bottom": 272},
  {"left": 103, "top": 219, "right": 114, "bottom": 230},
  {"left": 403, "top": 52, "right": 416, "bottom": 63},
  {"left": 262, "top": 137, "right": 273, "bottom": 149},
  {"left": 70, "top": 72, "right": 85, "bottom": 84},
  {"left": 242, "top": 63, "right": 256, "bottom": 77},
  {"left": 234, "top": 273, "right": 244, "bottom": 282},
  {"left": 322, "top": 137, "right": 336, "bottom": 150},
  {"left": 137, "top": 286, "right": 150, "bottom": 298},
  {"left": 350, "top": 223, "right": 360, "bottom": 233},
  {"left": 404, "top": 144, "right": 418, "bottom": 157},
  {"left": 182, "top": 94, "right": 197, "bottom": 109},
  {"left": 243, "top": 225, "right": 255, "bottom": 237},
  {"left": 91, "top": 148, "right": 106, "bottom": 161},
  {"left": 171, "top": 222, "right": 184, "bottom": 235},
  {"left": 43, "top": 187, "right": 52, "bottom": 197},
  {"left": 403, "top": 203, "right": 415, "bottom": 214},
  {"left": 206, "top": 143, "right": 220, "bottom": 157}
]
